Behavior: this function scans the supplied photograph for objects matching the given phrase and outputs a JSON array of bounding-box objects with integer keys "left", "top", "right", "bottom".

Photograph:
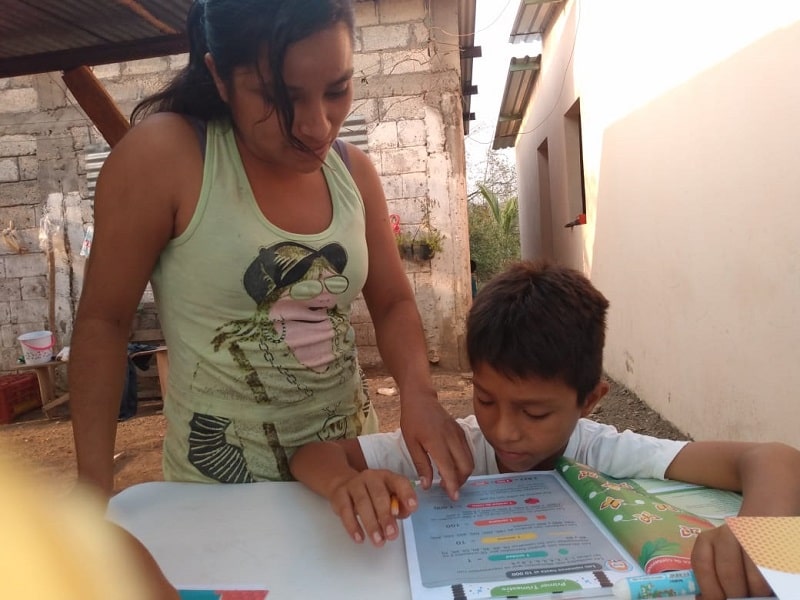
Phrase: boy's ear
[
  {"left": 204, "top": 53, "right": 229, "bottom": 103},
  {"left": 579, "top": 380, "right": 609, "bottom": 417}
]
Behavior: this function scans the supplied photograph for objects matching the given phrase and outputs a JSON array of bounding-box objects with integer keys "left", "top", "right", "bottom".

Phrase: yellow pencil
[{"left": 390, "top": 495, "right": 400, "bottom": 517}]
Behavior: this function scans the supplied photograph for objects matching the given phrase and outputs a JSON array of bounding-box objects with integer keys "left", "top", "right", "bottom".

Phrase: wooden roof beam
[{"left": 62, "top": 66, "right": 130, "bottom": 148}]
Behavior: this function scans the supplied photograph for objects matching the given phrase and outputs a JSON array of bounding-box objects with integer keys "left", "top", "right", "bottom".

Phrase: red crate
[{"left": 0, "top": 372, "right": 42, "bottom": 424}]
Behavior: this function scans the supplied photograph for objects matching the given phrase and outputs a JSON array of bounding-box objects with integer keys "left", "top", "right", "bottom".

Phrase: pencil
[{"left": 390, "top": 495, "right": 400, "bottom": 516}]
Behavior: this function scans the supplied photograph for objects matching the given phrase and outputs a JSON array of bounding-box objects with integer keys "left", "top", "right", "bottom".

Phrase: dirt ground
[{"left": 0, "top": 367, "right": 688, "bottom": 496}]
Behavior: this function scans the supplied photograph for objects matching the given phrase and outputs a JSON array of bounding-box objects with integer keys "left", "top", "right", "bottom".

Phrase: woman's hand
[
  {"left": 328, "top": 469, "right": 418, "bottom": 546},
  {"left": 348, "top": 142, "right": 474, "bottom": 500},
  {"left": 400, "top": 391, "right": 474, "bottom": 500}
]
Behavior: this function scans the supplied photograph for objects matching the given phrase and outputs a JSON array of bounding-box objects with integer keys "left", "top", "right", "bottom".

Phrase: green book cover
[{"left": 556, "top": 458, "right": 717, "bottom": 574}]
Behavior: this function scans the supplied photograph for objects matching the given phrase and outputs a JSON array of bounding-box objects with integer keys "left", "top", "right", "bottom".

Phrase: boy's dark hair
[
  {"left": 131, "top": 0, "right": 354, "bottom": 153},
  {"left": 467, "top": 261, "right": 609, "bottom": 405}
]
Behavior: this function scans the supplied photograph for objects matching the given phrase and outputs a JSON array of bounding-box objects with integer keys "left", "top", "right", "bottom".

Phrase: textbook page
[
  {"left": 631, "top": 479, "right": 742, "bottom": 526},
  {"left": 402, "top": 471, "right": 643, "bottom": 600}
]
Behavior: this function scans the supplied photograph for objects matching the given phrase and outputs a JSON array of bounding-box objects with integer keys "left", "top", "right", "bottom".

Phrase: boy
[{"left": 290, "top": 261, "right": 800, "bottom": 600}]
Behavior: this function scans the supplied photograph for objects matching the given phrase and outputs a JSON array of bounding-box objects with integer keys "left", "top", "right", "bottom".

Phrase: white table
[
  {"left": 111, "top": 482, "right": 743, "bottom": 600},
  {"left": 108, "top": 481, "right": 411, "bottom": 599}
]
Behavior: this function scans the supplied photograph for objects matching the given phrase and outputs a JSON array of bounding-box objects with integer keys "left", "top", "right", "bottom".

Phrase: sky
[{"left": 464, "top": 0, "right": 540, "bottom": 192}]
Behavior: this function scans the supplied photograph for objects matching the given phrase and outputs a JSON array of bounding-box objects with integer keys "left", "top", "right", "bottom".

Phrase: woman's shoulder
[
  {"left": 339, "top": 141, "right": 371, "bottom": 175},
  {"left": 337, "top": 141, "right": 384, "bottom": 206},
  {"left": 122, "top": 112, "right": 205, "bottom": 151},
  {"left": 97, "top": 113, "right": 206, "bottom": 218},
  {"left": 102, "top": 113, "right": 206, "bottom": 181}
]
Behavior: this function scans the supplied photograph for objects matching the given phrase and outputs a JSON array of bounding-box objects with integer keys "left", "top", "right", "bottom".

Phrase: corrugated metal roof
[
  {"left": 492, "top": 55, "right": 541, "bottom": 149},
  {"left": 2, "top": 0, "right": 479, "bottom": 143},
  {"left": 509, "top": 0, "right": 563, "bottom": 44},
  {"left": 0, "top": 0, "right": 192, "bottom": 78}
]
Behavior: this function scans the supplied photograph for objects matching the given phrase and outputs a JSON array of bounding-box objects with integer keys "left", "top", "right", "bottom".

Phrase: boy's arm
[
  {"left": 290, "top": 439, "right": 369, "bottom": 499},
  {"left": 665, "top": 441, "right": 800, "bottom": 600},
  {"left": 289, "top": 439, "right": 418, "bottom": 546},
  {"left": 665, "top": 441, "right": 800, "bottom": 512}
]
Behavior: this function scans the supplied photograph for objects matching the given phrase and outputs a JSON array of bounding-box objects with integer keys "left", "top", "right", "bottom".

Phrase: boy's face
[{"left": 472, "top": 362, "right": 606, "bottom": 473}]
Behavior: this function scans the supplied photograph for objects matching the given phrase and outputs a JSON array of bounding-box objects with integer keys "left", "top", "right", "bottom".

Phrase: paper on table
[{"left": 726, "top": 516, "right": 800, "bottom": 600}]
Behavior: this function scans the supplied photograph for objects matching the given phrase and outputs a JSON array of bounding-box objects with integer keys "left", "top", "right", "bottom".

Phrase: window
[{"left": 564, "top": 99, "right": 586, "bottom": 220}]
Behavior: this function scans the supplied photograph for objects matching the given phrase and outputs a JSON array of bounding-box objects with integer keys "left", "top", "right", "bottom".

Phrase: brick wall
[{"left": 349, "top": 0, "right": 472, "bottom": 368}]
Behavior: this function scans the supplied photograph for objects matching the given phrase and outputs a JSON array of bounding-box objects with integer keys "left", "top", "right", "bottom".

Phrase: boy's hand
[
  {"left": 691, "top": 524, "right": 773, "bottom": 600},
  {"left": 328, "top": 469, "right": 418, "bottom": 547},
  {"left": 400, "top": 393, "right": 473, "bottom": 500}
]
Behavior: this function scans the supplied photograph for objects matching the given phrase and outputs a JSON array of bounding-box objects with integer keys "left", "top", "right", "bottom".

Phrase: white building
[{"left": 495, "top": 0, "right": 800, "bottom": 445}]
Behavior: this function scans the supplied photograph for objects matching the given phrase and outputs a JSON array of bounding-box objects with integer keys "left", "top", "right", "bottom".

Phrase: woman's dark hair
[{"left": 131, "top": 0, "right": 354, "bottom": 149}]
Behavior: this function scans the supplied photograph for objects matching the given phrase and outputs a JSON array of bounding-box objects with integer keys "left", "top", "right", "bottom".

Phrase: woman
[{"left": 69, "top": 0, "right": 472, "bottom": 498}]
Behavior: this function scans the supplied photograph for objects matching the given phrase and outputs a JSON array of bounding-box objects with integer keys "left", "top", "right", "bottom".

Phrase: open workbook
[{"left": 401, "top": 458, "right": 742, "bottom": 600}]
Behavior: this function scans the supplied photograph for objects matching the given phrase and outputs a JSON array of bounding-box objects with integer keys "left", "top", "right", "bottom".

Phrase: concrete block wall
[
  {"left": 0, "top": 0, "right": 472, "bottom": 372},
  {"left": 0, "top": 73, "right": 88, "bottom": 368},
  {"left": 350, "top": 0, "right": 472, "bottom": 369},
  {"left": 0, "top": 64, "right": 180, "bottom": 370}
]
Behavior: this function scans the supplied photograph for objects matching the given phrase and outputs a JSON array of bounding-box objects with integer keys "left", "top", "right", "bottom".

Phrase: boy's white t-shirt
[{"left": 359, "top": 415, "right": 688, "bottom": 480}]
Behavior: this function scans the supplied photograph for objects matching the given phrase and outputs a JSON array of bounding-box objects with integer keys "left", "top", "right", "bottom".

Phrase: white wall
[{"left": 514, "top": 0, "right": 800, "bottom": 445}]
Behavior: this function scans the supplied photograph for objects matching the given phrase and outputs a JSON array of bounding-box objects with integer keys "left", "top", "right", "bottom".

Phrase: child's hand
[
  {"left": 691, "top": 524, "right": 773, "bottom": 600},
  {"left": 328, "top": 469, "right": 417, "bottom": 547}
]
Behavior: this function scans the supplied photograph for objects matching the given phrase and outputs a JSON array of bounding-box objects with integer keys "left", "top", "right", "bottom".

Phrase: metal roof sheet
[
  {"left": 509, "top": 0, "right": 563, "bottom": 43},
  {"left": 492, "top": 55, "right": 541, "bottom": 149},
  {"left": 1, "top": 0, "right": 478, "bottom": 142},
  {"left": 0, "top": 0, "right": 192, "bottom": 78}
]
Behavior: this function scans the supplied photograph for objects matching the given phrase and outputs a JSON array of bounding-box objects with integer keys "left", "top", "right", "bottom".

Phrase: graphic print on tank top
[{"left": 187, "top": 241, "right": 360, "bottom": 483}]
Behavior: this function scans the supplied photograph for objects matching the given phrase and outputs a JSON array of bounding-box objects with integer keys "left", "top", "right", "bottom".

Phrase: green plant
[
  {"left": 410, "top": 227, "right": 443, "bottom": 261},
  {"left": 395, "top": 231, "right": 414, "bottom": 260},
  {"left": 413, "top": 227, "right": 443, "bottom": 253},
  {"left": 468, "top": 184, "right": 520, "bottom": 283},
  {"left": 395, "top": 231, "right": 413, "bottom": 247}
]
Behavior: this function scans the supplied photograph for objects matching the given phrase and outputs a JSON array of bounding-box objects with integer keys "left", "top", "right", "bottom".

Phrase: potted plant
[
  {"left": 395, "top": 231, "right": 415, "bottom": 260},
  {"left": 411, "top": 227, "right": 443, "bottom": 261}
]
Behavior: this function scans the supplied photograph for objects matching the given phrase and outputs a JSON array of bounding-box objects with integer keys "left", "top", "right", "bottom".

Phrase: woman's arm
[
  {"left": 69, "top": 114, "right": 203, "bottom": 497},
  {"left": 347, "top": 144, "right": 473, "bottom": 499}
]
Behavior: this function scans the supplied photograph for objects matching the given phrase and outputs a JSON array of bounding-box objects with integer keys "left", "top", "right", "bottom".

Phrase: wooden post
[
  {"left": 47, "top": 246, "right": 57, "bottom": 348},
  {"left": 62, "top": 66, "right": 131, "bottom": 148}
]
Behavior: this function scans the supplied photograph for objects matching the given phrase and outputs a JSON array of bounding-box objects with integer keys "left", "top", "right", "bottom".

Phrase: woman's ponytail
[{"left": 131, "top": 0, "right": 229, "bottom": 123}]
